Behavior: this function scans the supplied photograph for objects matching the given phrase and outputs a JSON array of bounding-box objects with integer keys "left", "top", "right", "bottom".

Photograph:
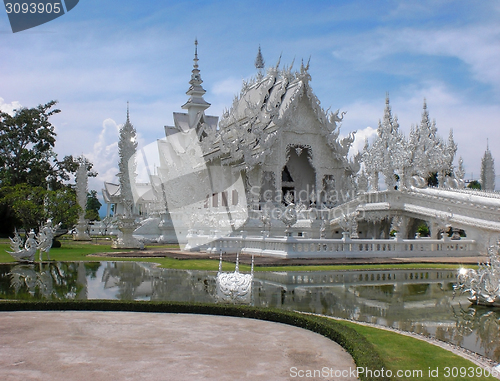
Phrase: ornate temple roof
[
  {"left": 166, "top": 40, "right": 219, "bottom": 141},
  {"left": 201, "top": 59, "right": 356, "bottom": 171}
]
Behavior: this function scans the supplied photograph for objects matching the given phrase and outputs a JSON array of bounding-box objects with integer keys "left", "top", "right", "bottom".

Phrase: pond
[{"left": 0, "top": 261, "right": 498, "bottom": 362}]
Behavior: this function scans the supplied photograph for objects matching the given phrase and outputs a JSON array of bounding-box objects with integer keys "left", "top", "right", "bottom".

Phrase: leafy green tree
[
  {"left": 46, "top": 187, "right": 80, "bottom": 229},
  {"left": 417, "top": 223, "right": 430, "bottom": 237},
  {"left": 85, "top": 190, "right": 102, "bottom": 221},
  {"left": 0, "top": 184, "right": 46, "bottom": 231},
  {"left": 0, "top": 184, "right": 80, "bottom": 232},
  {"left": 0, "top": 101, "right": 60, "bottom": 187},
  {"left": 467, "top": 180, "right": 481, "bottom": 190},
  {"left": 0, "top": 101, "right": 96, "bottom": 235}
]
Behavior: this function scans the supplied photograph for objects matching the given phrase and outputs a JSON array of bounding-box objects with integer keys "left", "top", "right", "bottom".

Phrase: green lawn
[
  {"left": 0, "top": 239, "right": 240, "bottom": 272},
  {"left": 336, "top": 320, "right": 498, "bottom": 380},
  {"left": 0, "top": 238, "right": 471, "bottom": 273}
]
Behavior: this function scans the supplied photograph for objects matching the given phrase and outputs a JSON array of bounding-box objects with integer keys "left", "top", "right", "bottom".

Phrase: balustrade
[{"left": 201, "top": 234, "right": 477, "bottom": 258}]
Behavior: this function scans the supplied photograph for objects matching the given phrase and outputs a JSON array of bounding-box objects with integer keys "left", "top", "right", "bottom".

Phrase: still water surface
[{"left": 0, "top": 261, "right": 498, "bottom": 362}]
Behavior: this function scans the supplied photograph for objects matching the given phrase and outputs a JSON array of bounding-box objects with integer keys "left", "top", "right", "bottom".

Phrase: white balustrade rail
[{"left": 200, "top": 234, "right": 477, "bottom": 259}]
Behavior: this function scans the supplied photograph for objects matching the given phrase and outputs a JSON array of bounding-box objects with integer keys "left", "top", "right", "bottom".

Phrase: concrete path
[{"left": 0, "top": 312, "right": 359, "bottom": 381}]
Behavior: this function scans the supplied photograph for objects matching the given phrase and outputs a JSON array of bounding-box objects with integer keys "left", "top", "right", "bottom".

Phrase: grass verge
[
  {"left": 335, "top": 320, "right": 497, "bottom": 381},
  {"left": 0, "top": 239, "right": 471, "bottom": 272}
]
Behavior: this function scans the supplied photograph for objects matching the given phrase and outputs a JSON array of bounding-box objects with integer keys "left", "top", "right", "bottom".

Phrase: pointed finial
[
  {"left": 305, "top": 56, "right": 311, "bottom": 71},
  {"left": 423, "top": 98, "right": 427, "bottom": 110},
  {"left": 385, "top": 92, "right": 390, "bottom": 105},
  {"left": 487, "top": 138, "right": 490, "bottom": 150},
  {"left": 255, "top": 45, "right": 265, "bottom": 70},
  {"left": 193, "top": 38, "right": 199, "bottom": 69},
  {"left": 275, "top": 53, "right": 282, "bottom": 69},
  {"left": 126, "top": 101, "right": 130, "bottom": 121}
]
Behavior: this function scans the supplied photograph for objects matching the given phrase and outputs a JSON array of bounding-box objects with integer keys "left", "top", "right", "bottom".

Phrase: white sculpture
[
  {"left": 112, "top": 105, "right": 144, "bottom": 249},
  {"left": 260, "top": 206, "right": 271, "bottom": 237},
  {"left": 455, "top": 156, "right": 466, "bottom": 188},
  {"left": 8, "top": 230, "right": 37, "bottom": 262},
  {"left": 7, "top": 220, "right": 61, "bottom": 262},
  {"left": 73, "top": 162, "right": 91, "bottom": 241},
  {"left": 319, "top": 216, "right": 328, "bottom": 239},
  {"left": 37, "top": 219, "right": 61, "bottom": 261},
  {"left": 455, "top": 241, "right": 500, "bottom": 306},
  {"left": 216, "top": 250, "right": 254, "bottom": 304},
  {"left": 118, "top": 104, "right": 138, "bottom": 214},
  {"left": 281, "top": 192, "right": 297, "bottom": 231},
  {"left": 363, "top": 97, "right": 457, "bottom": 190}
]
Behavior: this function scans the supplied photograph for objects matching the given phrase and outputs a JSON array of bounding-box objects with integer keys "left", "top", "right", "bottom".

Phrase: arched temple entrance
[{"left": 281, "top": 147, "right": 315, "bottom": 204}]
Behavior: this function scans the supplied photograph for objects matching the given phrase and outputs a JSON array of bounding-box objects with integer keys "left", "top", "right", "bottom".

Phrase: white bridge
[
  {"left": 355, "top": 187, "right": 500, "bottom": 251},
  {"left": 186, "top": 187, "right": 500, "bottom": 258},
  {"left": 203, "top": 235, "right": 476, "bottom": 259},
  {"left": 358, "top": 187, "right": 500, "bottom": 235}
]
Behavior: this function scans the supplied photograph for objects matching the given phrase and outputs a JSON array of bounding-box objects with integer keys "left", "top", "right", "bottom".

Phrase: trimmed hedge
[{"left": 0, "top": 300, "right": 389, "bottom": 381}]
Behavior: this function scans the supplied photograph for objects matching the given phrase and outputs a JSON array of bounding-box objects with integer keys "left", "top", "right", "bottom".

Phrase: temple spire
[
  {"left": 194, "top": 38, "right": 199, "bottom": 69},
  {"left": 182, "top": 39, "right": 211, "bottom": 126},
  {"left": 481, "top": 140, "right": 496, "bottom": 191},
  {"left": 255, "top": 45, "right": 265, "bottom": 70}
]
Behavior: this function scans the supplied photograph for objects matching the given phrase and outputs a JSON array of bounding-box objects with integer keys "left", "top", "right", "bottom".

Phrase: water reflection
[
  {"left": 1, "top": 262, "right": 500, "bottom": 361},
  {"left": 2, "top": 262, "right": 99, "bottom": 300}
]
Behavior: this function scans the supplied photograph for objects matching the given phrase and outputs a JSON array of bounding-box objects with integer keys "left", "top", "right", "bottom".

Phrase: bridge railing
[{"left": 200, "top": 234, "right": 477, "bottom": 259}]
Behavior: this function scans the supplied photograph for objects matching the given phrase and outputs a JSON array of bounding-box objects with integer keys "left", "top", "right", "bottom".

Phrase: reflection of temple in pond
[
  {"left": 2, "top": 262, "right": 500, "bottom": 361},
  {"left": 100, "top": 262, "right": 218, "bottom": 303},
  {"left": 5, "top": 262, "right": 95, "bottom": 300}
]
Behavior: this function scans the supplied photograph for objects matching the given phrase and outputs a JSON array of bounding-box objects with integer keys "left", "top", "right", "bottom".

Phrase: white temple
[{"left": 103, "top": 41, "right": 500, "bottom": 257}]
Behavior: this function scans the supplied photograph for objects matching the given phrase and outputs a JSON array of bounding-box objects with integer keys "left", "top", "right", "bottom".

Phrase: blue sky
[{"left": 2, "top": 0, "right": 500, "bottom": 210}]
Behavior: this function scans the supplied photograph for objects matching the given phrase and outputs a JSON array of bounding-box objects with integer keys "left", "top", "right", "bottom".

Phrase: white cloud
[
  {"left": 331, "top": 22, "right": 500, "bottom": 94},
  {"left": 0, "top": 98, "right": 22, "bottom": 116},
  {"left": 85, "top": 118, "right": 120, "bottom": 194},
  {"left": 395, "top": 25, "right": 500, "bottom": 91},
  {"left": 348, "top": 126, "right": 378, "bottom": 157}
]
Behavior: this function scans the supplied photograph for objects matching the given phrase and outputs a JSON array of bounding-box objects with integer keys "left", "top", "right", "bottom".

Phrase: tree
[
  {"left": 1, "top": 184, "right": 80, "bottom": 231},
  {"left": 85, "top": 190, "right": 102, "bottom": 221},
  {"left": 0, "top": 101, "right": 60, "bottom": 187},
  {"left": 417, "top": 222, "right": 430, "bottom": 237},
  {"left": 467, "top": 180, "right": 481, "bottom": 190},
  {"left": 0, "top": 101, "right": 96, "bottom": 235}
]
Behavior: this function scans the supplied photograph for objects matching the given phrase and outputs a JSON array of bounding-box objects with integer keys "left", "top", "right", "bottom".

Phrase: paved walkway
[{"left": 0, "top": 312, "right": 359, "bottom": 381}]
